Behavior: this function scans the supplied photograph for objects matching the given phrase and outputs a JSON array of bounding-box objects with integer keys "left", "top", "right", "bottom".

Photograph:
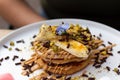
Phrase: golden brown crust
[
  {"left": 33, "top": 41, "right": 85, "bottom": 64},
  {"left": 35, "top": 55, "right": 91, "bottom": 75}
]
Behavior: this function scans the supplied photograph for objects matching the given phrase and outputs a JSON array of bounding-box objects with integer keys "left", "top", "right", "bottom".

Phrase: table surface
[{"left": 0, "top": 29, "right": 12, "bottom": 39}]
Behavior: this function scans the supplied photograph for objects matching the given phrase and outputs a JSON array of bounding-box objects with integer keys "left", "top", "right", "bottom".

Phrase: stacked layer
[{"left": 21, "top": 24, "right": 115, "bottom": 80}]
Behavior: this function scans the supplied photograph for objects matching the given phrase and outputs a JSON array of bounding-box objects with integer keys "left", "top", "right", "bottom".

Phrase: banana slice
[
  {"left": 35, "top": 24, "right": 56, "bottom": 41},
  {"left": 55, "top": 40, "right": 89, "bottom": 58}
]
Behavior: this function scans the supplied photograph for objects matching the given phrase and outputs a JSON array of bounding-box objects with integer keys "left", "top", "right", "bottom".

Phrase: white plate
[{"left": 0, "top": 19, "right": 120, "bottom": 80}]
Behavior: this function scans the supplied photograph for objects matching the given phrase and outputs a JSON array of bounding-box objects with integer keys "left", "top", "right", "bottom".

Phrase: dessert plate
[{"left": 0, "top": 19, "right": 120, "bottom": 80}]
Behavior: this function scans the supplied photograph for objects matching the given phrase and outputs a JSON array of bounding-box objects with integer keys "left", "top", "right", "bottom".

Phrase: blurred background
[
  {"left": 0, "top": 0, "right": 120, "bottom": 30},
  {"left": 0, "top": 0, "right": 42, "bottom": 29}
]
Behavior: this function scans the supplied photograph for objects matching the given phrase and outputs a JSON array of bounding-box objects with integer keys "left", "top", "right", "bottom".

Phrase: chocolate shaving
[
  {"left": 26, "top": 71, "right": 30, "bottom": 77},
  {"left": 20, "top": 58, "right": 26, "bottom": 62},
  {"left": 3, "top": 45, "right": 8, "bottom": 48},
  {"left": 99, "top": 33, "right": 102, "bottom": 37},
  {"left": 101, "top": 44, "right": 106, "bottom": 47},
  {"left": 92, "top": 35, "right": 96, "bottom": 37},
  {"left": 82, "top": 73, "right": 88, "bottom": 77},
  {"left": 0, "top": 58, "right": 3, "bottom": 62},
  {"left": 107, "top": 53, "right": 113, "bottom": 56},
  {"left": 97, "top": 37, "right": 100, "bottom": 40},
  {"left": 33, "top": 35, "right": 37, "bottom": 38},
  {"left": 16, "top": 40, "right": 25, "bottom": 43},
  {"left": 65, "top": 77, "right": 71, "bottom": 80},
  {"left": 0, "top": 63, "right": 1, "bottom": 66},
  {"left": 95, "top": 64, "right": 101, "bottom": 68},
  {"left": 108, "top": 41, "right": 112, "bottom": 45},
  {"left": 15, "top": 62, "right": 21, "bottom": 65},
  {"left": 47, "top": 71, "right": 52, "bottom": 75},
  {"left": 15, "top": 48, "right": 21, "bottom": 51},
  {"left": 88, "top": 77, "right": 95, "bottom": 80},
  {"left": 5, "top": 56, "right": 9, "bottom": 60},
  {"left": 31, "top": 41, "right": 34, "bottom": 46},
  {"left": 118, "top": 65, "right": 120, "bottom": 68},
  {"left": 117, "top": 51, "right": 120, "bottom": 54},
  {"left": 67, "top": 43, "right": 70, "bottom": 48},
  {"left": 62, "top": 22, "right": 64, "bottom": 24},
  {"left": 23, "top": 64, "right": 30, "bottom": 70},
  {"left": 49, "top": 78, "right": 55, "bottom": 80},
  {"left": 41, "top": 77, "right": 48, "bottom": 80},
  {"left": 43, "top": 41, "right": 50, "bottom": 48},
  {"left": 116, "top": 69, "right": 120, "bottom": 75},
  {"left": 12, "top": 55, "right": 19, "bottom": 61},
  {"left": 30, "top": 62, "right": 35, "bottom": 67},
  {"left": 109, "top": 48, "right": 113, "bottom": 51},
  {"left": 23, "top": 62, "right": 35, "bottom": 73},
  {"left": 56, "top": 75, "right": 62, "bottom": 78},
  {"left": 106, "top": 66, "right": 110, "bottom": 71}
]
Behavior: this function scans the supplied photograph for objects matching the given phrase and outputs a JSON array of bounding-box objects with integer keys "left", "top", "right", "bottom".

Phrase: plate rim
[{"left": 0, "top": 18, "right": 120, "bottom": 42}]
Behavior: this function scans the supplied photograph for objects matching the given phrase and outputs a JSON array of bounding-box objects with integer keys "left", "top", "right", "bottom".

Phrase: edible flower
[{"left": 56, "top": 23, "right": 70, "bottom": 35}]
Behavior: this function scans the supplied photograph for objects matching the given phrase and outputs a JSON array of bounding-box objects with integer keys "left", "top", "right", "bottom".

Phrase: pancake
[
  {"left": 33, "top": 41, "right": 86, "bottom": 64},
  {"left": 36, "top": 55, "right": 92, "bottom": 75}
]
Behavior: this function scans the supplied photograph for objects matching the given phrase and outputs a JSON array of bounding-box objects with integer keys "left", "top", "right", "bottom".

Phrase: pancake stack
[{"left": 21, "top": 24, "right": 115, "bottom": 80}]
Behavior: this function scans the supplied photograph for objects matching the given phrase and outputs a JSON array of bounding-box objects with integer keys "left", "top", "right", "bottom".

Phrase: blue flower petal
[{"left": 56, "top": 23, "right": 70, "bottom": 35}]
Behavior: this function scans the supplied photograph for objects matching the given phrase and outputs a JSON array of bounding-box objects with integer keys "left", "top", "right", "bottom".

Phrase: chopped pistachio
[
  {"left": 113, "top": 68, "right": 119, "bottom": 72},
  {"left": 101, "top": 51, "right": 107, "bottom": 55},
  {"left": 71, "top": 76, "right": 80, "bottom": 80},
  {"left": 50, "top": 42, "right": 54, "bottom": 46},
  {"left": 31, "top": 47, "right": 34, "bottom": 50},
  {"left": 10, "top": 41, "right": 15, "bottom": 46},
  {"left": 52, "top": 46, "right": 58, "bottom": 52},
  {"left": 8, "top": 47, "right": 12, "bottom": 51}
]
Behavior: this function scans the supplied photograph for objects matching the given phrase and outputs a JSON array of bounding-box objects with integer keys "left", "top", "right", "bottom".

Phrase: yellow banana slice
[{"left": 55, "top": 40, "right": 89, "bottom": 58}]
